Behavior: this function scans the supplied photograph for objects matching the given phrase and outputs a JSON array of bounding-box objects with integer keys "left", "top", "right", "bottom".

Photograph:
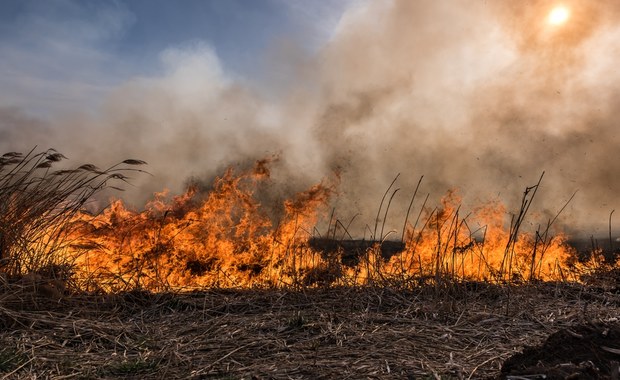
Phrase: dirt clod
[{"left": 500, "top": 322, "right": 620, "bottom": 380}]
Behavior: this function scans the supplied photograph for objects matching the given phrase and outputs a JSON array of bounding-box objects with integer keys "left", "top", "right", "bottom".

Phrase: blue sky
[{"left": 0, "top": 0, "right": 356, "bottom": 116}]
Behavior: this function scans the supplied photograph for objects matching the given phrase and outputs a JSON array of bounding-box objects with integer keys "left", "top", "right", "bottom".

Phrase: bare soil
[{"left": 1, "top": 280, "right": 620, "bottom": 379}]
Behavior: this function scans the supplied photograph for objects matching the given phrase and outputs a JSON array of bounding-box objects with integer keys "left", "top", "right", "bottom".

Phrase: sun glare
[{"left": 548, "top": 5, "right": 570, "bottom": 26}]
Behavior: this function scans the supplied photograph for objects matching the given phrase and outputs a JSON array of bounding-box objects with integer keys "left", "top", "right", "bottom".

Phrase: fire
[
  {"left": 70, "top": 160, "right": 337, "bottom": 291},
  {"left": 44, "top": 160, "right": 590, "bottom": 291},
  {"left": 390, "top": 192, "right": 572, "bottom": 283},
  {"left": 548, "top": 5, "right": 570, "bottom": 26}
]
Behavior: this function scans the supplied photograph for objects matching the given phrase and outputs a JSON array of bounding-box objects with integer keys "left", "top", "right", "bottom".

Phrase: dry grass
[
  {"left": 0, "top": 148, "right": 146, "bottom": 277},
  {"left": 1, "top": 280, "right": 619, "bottom": 379}
]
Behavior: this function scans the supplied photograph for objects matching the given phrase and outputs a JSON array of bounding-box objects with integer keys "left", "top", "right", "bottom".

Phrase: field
[
  {"left": 2, "top": 150, "right": 620, "bottom": 379},
  {"left": 1, "top": 277, "right": 620, "bottom": 379}
]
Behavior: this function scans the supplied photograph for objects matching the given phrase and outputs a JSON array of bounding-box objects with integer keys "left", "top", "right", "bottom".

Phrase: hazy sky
[{"left": 2, "top": 0, "right": 620, "bottom": 236}]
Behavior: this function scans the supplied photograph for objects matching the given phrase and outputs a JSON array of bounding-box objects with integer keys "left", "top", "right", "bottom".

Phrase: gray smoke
[
  {"left": 311, "top": 0, "right": 620, "bottom": 236},
  {"left": 2, "top": 0, "right": 620, "bottom": 237}
]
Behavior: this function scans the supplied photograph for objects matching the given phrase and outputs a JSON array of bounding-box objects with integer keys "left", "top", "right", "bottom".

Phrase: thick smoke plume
[{"left": 2, "top": 0, "right": 620, "bottom": 236}]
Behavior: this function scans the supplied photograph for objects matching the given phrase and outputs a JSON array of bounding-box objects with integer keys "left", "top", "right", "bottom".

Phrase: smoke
[
  {"left": 309, "top": 0, "right": 620, "bottom": 236},
  {"left": 2, "top": 0, "right": 620, "bottom": 236}
]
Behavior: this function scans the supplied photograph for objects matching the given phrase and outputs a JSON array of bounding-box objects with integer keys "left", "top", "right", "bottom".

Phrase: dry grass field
[
  {"left": 2, "top": 149, "right": 620, "bottom": 379},
  {"left": 1, "top": 279, "right": 620, "bottom": 379}
]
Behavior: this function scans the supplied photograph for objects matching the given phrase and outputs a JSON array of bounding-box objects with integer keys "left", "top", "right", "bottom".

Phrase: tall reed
[{"left": 0, "top": 148, "right": 146, "bottom": 278}]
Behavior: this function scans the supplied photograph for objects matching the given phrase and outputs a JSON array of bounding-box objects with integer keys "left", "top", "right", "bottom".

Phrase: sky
[
  {"left": 1, "top": 0, "right": 620, "bottom": 237},
  {"left": 0, "top": 0, "right": 354, "bottom": 115}
]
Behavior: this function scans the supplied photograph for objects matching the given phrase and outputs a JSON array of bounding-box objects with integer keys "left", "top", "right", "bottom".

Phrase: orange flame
[
  {"left": 62, "top": 161, "right": 583, "bottom": 291},
  {"left": 70, "top": 160, "right": 336, "bottom": 291},
  {"left": 387, "top": 191, "right": 573, "bottom": 283}
]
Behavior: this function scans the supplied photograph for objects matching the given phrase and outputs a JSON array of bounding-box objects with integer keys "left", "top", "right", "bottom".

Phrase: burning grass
[
  {"left": 0, "top": 148, "right": 616, "bottom": 292},
  {"left": 34, "top": 155, "right": 599, "bottom": 293},
  {"left": 0, "top": 148, "right": 147, "bottom": 280},
  {"left": 1, "top": 148, "right": 620, "bottom": 378}
]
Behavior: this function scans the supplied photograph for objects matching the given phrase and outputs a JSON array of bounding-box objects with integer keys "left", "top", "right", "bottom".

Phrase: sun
[{"left": 547, "top": 5, "right": 570, "bottom": 26}]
